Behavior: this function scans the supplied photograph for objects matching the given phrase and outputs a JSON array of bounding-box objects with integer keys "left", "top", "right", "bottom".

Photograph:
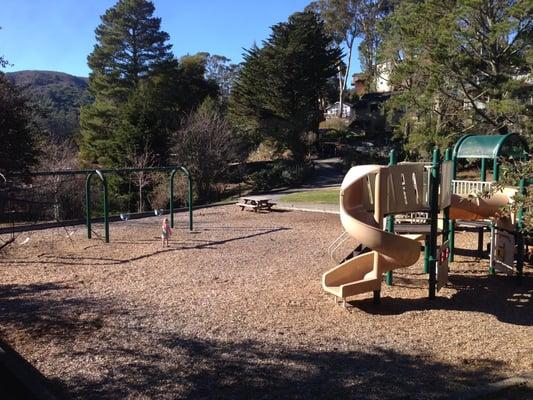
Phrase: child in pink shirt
[{"left": 161, "top": 218, "right": 172, "bottom": 247}]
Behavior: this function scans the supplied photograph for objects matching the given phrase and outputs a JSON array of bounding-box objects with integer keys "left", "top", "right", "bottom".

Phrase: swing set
[{"left": 2, "top": 166, "right": 193, "bottom": 244}]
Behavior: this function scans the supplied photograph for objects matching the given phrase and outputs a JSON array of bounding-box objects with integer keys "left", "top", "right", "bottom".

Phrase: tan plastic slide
[
  {"left": 449, "top": 193, "right": 511, "bottom": 221},
  {"left": 322, "top": 165, "right": 422, "bottom": 299}
]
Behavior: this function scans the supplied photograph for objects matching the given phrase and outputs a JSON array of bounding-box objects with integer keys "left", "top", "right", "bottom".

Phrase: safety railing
[{"left": 452, "top": 180, "right": 493, "bottom": 195}]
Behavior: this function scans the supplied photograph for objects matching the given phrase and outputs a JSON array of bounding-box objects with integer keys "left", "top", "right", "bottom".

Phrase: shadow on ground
[
  {"left": 61, "top": 334, "right": 506, "bottom": 400},
  {"left": 0, "top": 281, "right": 518, "bottom": 399},
  {"left": 0, "top": 282, "right": 113, "bottom": 342},
  {"left": 352, "top": 273, "right": 533, "bottom": 326},
  {"left": 0, "top": 227, "right": 290, "bottom": 267}
]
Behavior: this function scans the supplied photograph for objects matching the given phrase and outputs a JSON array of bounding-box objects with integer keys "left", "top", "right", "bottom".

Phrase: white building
[
  {"left": 375, "top": 62, "right": 393, "bottom": 93},
  {"left": 325, "top": 101, "right": 354, "bottom": 119}
]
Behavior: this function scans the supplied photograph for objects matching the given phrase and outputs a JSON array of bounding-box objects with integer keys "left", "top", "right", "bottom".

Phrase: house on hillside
[
  {"left": 325, "top": 101, "right": 354, "bottom": 119},
  {"left": 351, "top": 62, "right": 394, "bottom": 95},
  {"left": 348, "top": 62, "right": 397, "bottom": 138}
]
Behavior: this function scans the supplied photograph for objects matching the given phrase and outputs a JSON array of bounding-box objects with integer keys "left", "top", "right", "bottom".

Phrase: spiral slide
[{"left": 322, "top": 165, "right": 423, "bottom": 299}]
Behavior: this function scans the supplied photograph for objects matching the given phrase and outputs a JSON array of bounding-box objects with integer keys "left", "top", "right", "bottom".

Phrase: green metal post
[
  {"left": 103, "top": 178, "right": 109, "bottom": 243},
  {"left": 489, "top": 222, "right": 496, "bottom": 275},
  {"left": 493, "top": 158, "right": 500, "bottom": 181},
  {"left": 480, "top": 158, "right": 487, "bottom": 182},
  {"left": 386, "top": 149, "right": 397, "bottom": 286},
  {"left": 449, "top": 219, "right": 455, "bottom": 262},
  {"left": 449, "top": 148, "right": 457, "bottom": 262},
  {"left": 94, "top": 170, "right": 109, "bottom": 243},
  {"left": 85, "top": 173, "right": 92, "bottom": 239},
  {"left": 423, "top": 237, "right": 430, "bottom": 273},
  {"left": 428, "top": 148, "right": 440, "bottom": 299},
  {"left": 169, "top": 170, "right": 176, "bottom": 228},
  {"left": 184, "top": 167, "right": 193, "bottom": 231},
  {"left": 443, "top": 148, "right": 451, "bottom": 263},
  {"left": 516, "top": 178, "right": 526, "bottom": 281},
  {"left": 86, "top": 171, "right": 109, "bottom": 243}
]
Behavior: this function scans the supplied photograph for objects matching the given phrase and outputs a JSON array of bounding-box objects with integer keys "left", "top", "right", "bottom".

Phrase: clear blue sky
[{"left": 1, "top": 0, "right": 361, "bottom": 78}]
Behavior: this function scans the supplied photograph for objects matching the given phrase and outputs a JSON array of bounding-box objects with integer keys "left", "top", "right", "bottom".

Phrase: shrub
[{"left": 248, "top": 161, "right": 313, "bottom": 191}]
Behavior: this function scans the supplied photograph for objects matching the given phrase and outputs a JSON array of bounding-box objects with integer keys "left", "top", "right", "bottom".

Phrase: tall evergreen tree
[
  {"left": 0, "top": 73, "right": 36, "bottom": 173},
  {"left": 87, "top": 0, "right": 172, "bottom": 102},
  {"left": 80, "top": 0, "right": 175, "bottom": 166},
  {"left": 230, "top": 12, "right": 341, "bottom": 162}
]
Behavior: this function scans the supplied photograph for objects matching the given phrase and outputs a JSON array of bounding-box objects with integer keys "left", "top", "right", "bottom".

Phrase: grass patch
[{"left": 278, "top": 189, "right": 339, "bottom": 204}]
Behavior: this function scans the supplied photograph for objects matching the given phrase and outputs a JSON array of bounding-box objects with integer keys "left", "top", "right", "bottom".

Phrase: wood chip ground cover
[{"left": 0, "top": 205, "right": 531, "bottom": 399}]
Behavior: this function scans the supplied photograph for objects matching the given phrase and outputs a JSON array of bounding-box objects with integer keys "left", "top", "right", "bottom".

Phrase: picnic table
[{"left": 237, "top": 196, "right": 276, "bottom": 212}]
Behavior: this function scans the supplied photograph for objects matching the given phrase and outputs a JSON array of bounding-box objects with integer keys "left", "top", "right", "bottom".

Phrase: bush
[
  {"left": 248, "top": 161, "right": 313, "bottom": 191},
  {"left": 319, "top": 117, "right": 349, "bottom": 131}
]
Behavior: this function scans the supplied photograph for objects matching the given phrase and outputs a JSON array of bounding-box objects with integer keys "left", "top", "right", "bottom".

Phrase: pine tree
[
  {"left": 380, "top": 0, "right": 532, "bottom": 157},
  {"left": 87, "top": 0, "right": 172, "bottom": 102},
  {"left": 0, "top": 73, "right": 36, "bottom": 173},
  {"left": 230, "top": 12, "right": 341, "bottom": 162},
  {"left": 80, "top": 0, "right": 174, "bottom": 166}
]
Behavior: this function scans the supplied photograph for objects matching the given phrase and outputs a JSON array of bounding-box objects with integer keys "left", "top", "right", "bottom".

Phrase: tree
[
  {"left": 380, "top": 0, "right": 532, "bottom": 157},
  {"left": 357, "top": 0, "right": 395, "bottom": 89},
  {"left": 80, "top": 0, "right": 175, "bottom": 166},
  {"left": 307, "top": 1, "right": 394, "bottom": 111},
  {"left": 127, "top": 146, "right": 156, "bottom": 212},
  {"left": 497, "top": 159, "right": 533, "bottom": 231},
  {"left": 87, "top": 0, "right": 172, "bottom": 101},
  {"left": 307, "top": 0, "right": 358, "bottom": 116},
  {"left": 174, "top": 54, "right": 220, "bottom": 111},
  {"left": 230, "top": 11, "right": 341, "bottom": 162},
  {"left": 172, "top": 98, "right": 239, "bottom": 202},
  {"left": 0, "top": 73, "right": 36, "bottom": 174},
  {"left": 202, "top": 53, "right": 242, "bottom": 99}
]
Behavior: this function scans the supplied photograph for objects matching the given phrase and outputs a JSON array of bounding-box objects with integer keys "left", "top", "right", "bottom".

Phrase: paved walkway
[
  {"left": 265, "top": 158, "right": 343, "bottom": 215},
  {"left": 275, "top": 201, "right": 339, "bottom": 214}
]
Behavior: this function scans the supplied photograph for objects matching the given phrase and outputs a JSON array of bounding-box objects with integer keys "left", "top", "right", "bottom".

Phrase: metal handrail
[{"left": 328, "top": 230, "right": 347, "bottom": 255}]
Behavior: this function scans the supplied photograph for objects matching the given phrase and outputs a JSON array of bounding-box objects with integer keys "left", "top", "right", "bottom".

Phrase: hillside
[{"left": 5, "top": 70, "right": 92, "bottom": 142}]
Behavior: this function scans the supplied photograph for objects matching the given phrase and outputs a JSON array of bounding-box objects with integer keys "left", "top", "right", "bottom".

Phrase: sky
[{"left": 1, "top": 0, "right": 362, "bottom": 78}]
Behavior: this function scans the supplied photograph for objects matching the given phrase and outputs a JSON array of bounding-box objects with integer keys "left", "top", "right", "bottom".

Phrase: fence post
[{"left": 85, "top": 173, "right": 92, "bottom": 239}]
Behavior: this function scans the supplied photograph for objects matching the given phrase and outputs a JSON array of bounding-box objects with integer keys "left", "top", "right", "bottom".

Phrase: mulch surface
[{"left": 0, "top": 205, "right": 531, "bottom": 399}]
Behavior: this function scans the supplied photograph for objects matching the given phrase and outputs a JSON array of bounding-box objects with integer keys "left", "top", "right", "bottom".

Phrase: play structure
[
  {"left": 0, "top": 166, "right": 193, "bottom": 243},
  {"left": 324, "top": 134, "right": 530, "bottom": 305},
  {"left": 449, "top": 133, "right": 529, "bottom": 273}
]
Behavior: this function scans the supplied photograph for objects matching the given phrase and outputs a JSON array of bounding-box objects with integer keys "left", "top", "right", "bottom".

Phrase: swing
[{"left": 118, "top": 172, "right": 133, "bottom": 222}]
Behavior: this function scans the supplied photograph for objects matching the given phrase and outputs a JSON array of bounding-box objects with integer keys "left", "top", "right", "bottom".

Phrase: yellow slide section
[{"left": 322, "top": 165, "right": 422, "bottom": 299}]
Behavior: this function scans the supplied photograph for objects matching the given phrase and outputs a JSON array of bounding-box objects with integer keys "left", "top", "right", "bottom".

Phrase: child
[{"left": 161, "top": 217, "right": 172, "bottom": 247}]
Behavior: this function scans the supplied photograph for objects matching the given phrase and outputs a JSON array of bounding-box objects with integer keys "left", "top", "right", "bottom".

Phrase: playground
[{"left": 0, "top": 205, "right": 531, "bottom": 399}]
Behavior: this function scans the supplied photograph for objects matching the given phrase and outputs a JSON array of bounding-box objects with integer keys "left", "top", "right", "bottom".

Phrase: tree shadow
[
  {"left": 0, "top": 282, "right": 114, "bottom": 342},
  {"left": 0, "top": 283, "right": 519, "bottom": 399},
  {"left": 60, "top": 335, "right": 506, "bottom": 400},
  {"left": 352, "top": 273, "right": 533, "bottom": 326}
]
